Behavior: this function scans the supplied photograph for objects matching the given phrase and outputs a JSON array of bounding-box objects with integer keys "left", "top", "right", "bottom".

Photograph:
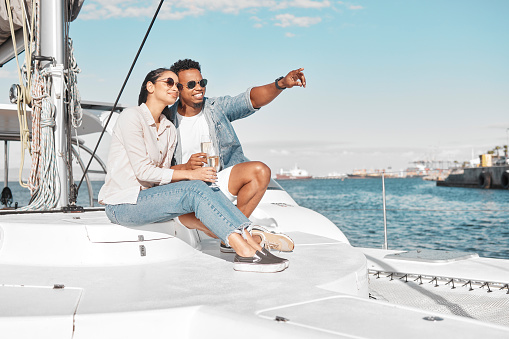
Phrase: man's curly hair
[{"left": 170, "top": 59, "right": 201, "bottom": 75}]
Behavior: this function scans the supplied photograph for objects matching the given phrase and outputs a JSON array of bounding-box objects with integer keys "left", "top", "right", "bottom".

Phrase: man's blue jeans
[{"left": 105, "top": 180, "right": 251, "bottom": 245}]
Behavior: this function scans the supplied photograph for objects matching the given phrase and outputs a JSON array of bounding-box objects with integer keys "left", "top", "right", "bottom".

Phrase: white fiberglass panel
[
  {"left": 0, "top": 285, "right": 81, "bottom": 339},
  {"left": 257, "top": 295, "right": 509, "bottom": 338}
]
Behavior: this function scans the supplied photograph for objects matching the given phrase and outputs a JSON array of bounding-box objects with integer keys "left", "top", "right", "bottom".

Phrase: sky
[{"left": 1, "top": 0, "right": 509, "bottom": 178}]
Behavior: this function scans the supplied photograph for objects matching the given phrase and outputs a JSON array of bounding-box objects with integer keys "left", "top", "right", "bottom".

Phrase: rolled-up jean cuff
[{"left": 224, "top": 221, "right": 253, "bottom": 247}]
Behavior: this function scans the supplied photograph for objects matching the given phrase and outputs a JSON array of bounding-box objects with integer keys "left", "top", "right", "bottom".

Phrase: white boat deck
[
  {"left": 361, "top": 247, "right": 509, "bottom": 328},
  {"left": 0, "top": 211, "right": 508, "bottom": 338}
]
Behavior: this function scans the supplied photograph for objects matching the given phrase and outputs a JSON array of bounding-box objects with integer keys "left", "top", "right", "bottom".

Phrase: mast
[{"left": 39, "top": 0, "right": 68, "bottom": 208}]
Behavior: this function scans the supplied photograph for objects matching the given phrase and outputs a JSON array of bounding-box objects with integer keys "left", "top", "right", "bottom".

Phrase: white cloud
[
  {"left": 274, "top": 14, "right": 321, "bottom": 27},
  {"left": 79, "top": 0, "right": 330, "bottom": 20},
  {"left": 337, "top": 1, "right": 364, "bottom": 10},
  {"left": 285, "top": 32, "right": 296, "bottom": 37},
  {"left": 79, "top": 2, "right": 153, "bottom": 20},
  {"left": 80, "top": 1, "right": 204, "bottom": 20},
  {"left": 250, "top": 15, "right": 264, "bottom": 28},
  {"left": 294, "top": 0, "right": 331, "bottom": 8},
  {"left": 274, "top": 0, "right": 331, "bottom": 10}
]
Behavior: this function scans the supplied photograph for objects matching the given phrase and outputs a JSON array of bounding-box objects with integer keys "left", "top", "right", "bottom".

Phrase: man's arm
[{"left": 250, "top": 68, "right": 306, "bottom": 109}]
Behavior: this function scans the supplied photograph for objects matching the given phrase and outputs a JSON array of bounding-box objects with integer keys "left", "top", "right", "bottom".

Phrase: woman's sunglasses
[
  {"left": 156, "top": 77, "right": 183, "bottom": 91},
  {"left": 184, "top": 79, "right": 208, "bottom": 90}
]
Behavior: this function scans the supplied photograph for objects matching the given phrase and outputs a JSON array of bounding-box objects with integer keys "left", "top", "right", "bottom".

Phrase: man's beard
[{"left": 193, "top": 102, "right": 203, "bottom": 109}]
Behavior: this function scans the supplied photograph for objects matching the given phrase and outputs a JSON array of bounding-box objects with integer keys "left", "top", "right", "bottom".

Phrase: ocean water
[
  {"left": 3, "top": 178, "right": 508, "bottom": 259},
  {"left": 277, "top": 178, "right": 509, "bottom": 260}
]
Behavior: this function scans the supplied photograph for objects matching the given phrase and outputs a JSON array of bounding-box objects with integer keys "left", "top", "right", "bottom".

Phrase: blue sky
[{"left": 1, "top": 0, "right": 508, "bottom": 176}]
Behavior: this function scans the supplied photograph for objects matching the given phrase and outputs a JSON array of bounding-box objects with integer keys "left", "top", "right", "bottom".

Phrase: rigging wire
[{"left": 77, "top": 0, "right": 166, "bottom": 192}]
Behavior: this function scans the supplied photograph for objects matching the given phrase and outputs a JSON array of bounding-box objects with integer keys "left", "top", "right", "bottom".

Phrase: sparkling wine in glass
[
  {"left": 201, "top": 135, "right": 212, "bottom": 154},
  {"left": 207, "top": 152, "right": 220, "bottom": 189}
]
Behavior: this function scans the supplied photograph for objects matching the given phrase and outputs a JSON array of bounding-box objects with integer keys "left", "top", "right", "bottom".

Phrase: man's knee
[
  {"left": 251, "top": 161, "right": 271, "bottom": 182},
  {"left": 229, "top": 162, "right": 271, "bottom": 193}
]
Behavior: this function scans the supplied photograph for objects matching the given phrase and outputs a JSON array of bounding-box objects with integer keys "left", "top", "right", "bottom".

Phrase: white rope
[
  {"left": 28, "top": 68, "right": 42, "bottom": 196},
  {"left": 19, "top": 68, "right": 60, "bottom": 211},
  {"left": 26, "top": 0, "right": 41, "bottom": 195},
  {"left": 5, "top": 0, "right": 33, "bottom": 188}
]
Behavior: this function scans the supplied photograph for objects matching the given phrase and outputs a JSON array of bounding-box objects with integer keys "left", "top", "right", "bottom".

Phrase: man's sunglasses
[
  {"left": 156, "top": 77, "right": 183, "bottom": 90},
  {"left": 184, "top": 79, "right": 208, "bottom": 90}
]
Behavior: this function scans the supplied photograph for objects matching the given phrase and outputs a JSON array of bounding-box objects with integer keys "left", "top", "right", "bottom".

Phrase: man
[{"left": 167, "top": 59, "right": 306, "bottom": 252}]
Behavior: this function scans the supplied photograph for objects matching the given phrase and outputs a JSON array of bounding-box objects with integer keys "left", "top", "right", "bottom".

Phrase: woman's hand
[
  {"left": 189, "top": 166, "right": 217, "bottom": 183},
  {"left": 170, "top": 166, "right": 216, "bottom": 183}
]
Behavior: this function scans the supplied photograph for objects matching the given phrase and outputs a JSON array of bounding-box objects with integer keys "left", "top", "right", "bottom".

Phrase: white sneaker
[{"left": 251, "top": 226, "right": 294, "bottom": 252}]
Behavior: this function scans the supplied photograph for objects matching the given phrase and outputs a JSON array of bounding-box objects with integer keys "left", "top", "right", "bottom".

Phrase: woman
[{"left": 98, "top": 68, "right": 288, "bottom": 273}]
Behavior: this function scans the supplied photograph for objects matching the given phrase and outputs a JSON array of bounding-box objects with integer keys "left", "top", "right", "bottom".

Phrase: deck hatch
[{"left": 385, "top": 249, "right": 478, "bottom": 263}]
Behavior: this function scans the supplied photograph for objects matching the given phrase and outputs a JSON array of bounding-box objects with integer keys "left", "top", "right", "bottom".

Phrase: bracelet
[{"left": 275, "top": 76, "right": 286, "bottom": 90}]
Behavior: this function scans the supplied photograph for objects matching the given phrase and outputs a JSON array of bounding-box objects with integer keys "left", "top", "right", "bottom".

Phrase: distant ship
[{"left": 276, "top": 165, "right": 312, "bottom": 180}]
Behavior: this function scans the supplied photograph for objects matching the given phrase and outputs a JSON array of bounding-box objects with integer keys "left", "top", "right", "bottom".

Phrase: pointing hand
[{"left": 281, "top": 68, "right": 306, "bottom": 89}]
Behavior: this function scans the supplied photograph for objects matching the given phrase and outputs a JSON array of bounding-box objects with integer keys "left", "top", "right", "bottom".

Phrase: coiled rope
[
  {"left": 26, "top": 0, "right": 41, "bottom": 197},
  {"left": 5, "top": 0, "right": 34, "bottom": 188},
  {"left": 20, "top": 67, "right": 61, "bottom": 211}
]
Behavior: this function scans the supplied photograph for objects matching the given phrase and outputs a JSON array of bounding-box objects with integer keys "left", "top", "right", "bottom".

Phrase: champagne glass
[
  {"left": 206, "top": 148, "right": 220, "bottom": 189},
  {"left": 201, "top": 135, "right": 212, "bottom": 154}
]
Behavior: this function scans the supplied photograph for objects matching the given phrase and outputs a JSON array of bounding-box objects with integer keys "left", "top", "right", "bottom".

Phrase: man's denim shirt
[{"left": 166, "top": 88, "right": 259, "bottom": 170}]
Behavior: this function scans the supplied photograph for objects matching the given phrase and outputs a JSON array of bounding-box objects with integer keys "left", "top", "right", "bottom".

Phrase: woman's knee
[
  {"left": 183, "top": 180, "right": 215, "bottom": 200},
  {"left": 186, "top": 179, "right": 210, "bottom": 190}
]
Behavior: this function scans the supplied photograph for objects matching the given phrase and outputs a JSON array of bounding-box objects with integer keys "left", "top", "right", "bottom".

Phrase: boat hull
[
  {"left": 275, "top": 174, "right": 312, "bottom": 180},
  {"left": 438, "top": 166, "right": 509, "bottom": 189}
]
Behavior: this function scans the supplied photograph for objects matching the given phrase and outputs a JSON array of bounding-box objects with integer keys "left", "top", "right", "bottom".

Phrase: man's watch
[{"left": 275, "top": 76, "right": 286, "bottom": 90}]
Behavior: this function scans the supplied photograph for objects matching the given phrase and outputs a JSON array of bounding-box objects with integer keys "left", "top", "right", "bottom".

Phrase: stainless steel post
[
  {"left": 3, "top": 141, "right": 8, "bottom": 187},
  {"left": 40, "top": 0, "right": 68, "bottom": 207},
  {"left": 382, "top": 171, "right": 388, "bottom": 249}
]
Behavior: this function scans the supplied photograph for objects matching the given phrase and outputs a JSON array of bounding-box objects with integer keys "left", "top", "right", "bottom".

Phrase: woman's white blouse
[{"left": 98, "top": 103, "right": 177, "bottom": 205}]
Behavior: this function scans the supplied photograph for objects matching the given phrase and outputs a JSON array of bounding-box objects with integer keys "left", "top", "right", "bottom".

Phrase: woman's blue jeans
[{"left": 105, "top": 180, "right": 251, "bottom": 245}]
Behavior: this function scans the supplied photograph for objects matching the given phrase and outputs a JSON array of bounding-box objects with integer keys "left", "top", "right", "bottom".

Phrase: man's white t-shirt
[
  {"left": 176, "top": 111, "right": 236, "bottom": 201},
  {"left": 176, "top": 111, "right": 209, "bottom": 164}
]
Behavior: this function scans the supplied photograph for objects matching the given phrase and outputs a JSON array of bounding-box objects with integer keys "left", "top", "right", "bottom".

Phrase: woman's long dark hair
[{"left": 138, "top": 67, "right": 171, "bottom": 105}]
